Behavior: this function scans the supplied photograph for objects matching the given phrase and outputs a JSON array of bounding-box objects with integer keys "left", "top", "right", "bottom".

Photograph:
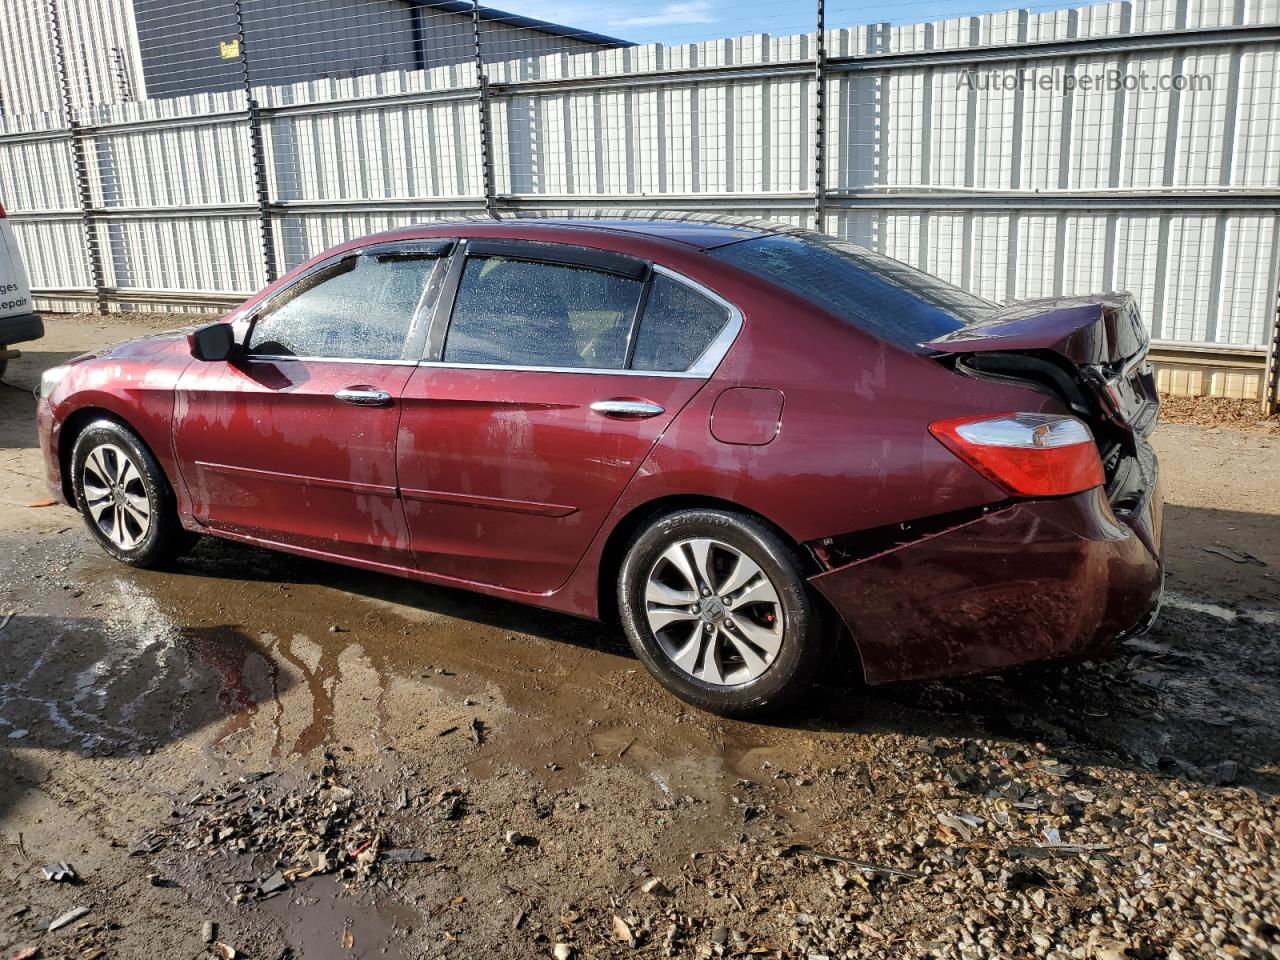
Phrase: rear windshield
[{"left": 708, "top": 231, "right": 997, "bottom": 351}]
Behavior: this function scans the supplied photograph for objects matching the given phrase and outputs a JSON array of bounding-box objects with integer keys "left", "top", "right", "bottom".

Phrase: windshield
[{"left": 709, "top": 230, "right": 997, "bottom": 351}]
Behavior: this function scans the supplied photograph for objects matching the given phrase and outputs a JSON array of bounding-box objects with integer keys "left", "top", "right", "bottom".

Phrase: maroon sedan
[{"left": 36, "top": 217, "right": 1163, "bottom": 715}]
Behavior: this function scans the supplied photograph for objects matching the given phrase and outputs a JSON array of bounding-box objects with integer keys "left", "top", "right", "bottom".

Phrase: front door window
[{"left": 248, "top": 252, "right": 444, "bottom": 361}]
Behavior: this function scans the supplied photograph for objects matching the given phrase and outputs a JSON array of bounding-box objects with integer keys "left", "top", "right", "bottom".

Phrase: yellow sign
[{"left": 219, "top": 39, "right": 240, "bottom": 60}]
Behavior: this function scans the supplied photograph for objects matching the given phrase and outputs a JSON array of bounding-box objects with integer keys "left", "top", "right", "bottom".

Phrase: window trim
[
  {"left": 637, "top": 265, "right": 740, "bottom": 377},
  {"left": 464, "top": 238, "right": 648, "bottom": 280},
  {"left": 239, "top": 355, "right": 422, "bottom": 367},
  {"left": 421, "top": 257, "right": 742, "bottom": 379},
  {"left": 241, "top": 240, "right": 455, "bottom": 366}
]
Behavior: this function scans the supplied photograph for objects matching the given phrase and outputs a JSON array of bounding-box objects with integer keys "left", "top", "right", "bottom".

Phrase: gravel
[
  {"left": 122, "top": 698, "right": 1279, "bottom": 958},
  {"left": 652, "top": 740, "right": 1280, "bottom": 960}
]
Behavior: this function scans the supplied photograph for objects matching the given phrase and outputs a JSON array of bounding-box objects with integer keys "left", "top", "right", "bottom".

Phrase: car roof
[
  {"left": 372, "top": 214, "right": 784, "bottom": 253},
  {"left": 529, "top": 216, "right": 774, "bottom": 250}
]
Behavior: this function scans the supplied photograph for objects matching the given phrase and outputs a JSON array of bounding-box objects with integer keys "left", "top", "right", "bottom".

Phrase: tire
[
  {"left": 617, "top": 508, "right": 831, "bottom": 717},
  {"left": 0, "top": 346, "right": 8, "bottom": 381},
  {"left": 70, "top": 418, "right": 191, "bottom": 567}
]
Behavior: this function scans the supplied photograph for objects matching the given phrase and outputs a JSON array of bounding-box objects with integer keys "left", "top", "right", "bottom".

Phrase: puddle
[
  {"left": 258, "top": 875, "right": 420, "bottom": 960},
  {"left": 0, "top": 590, "right": 284, "bottom": 757},
  {"left": 23, "top": 535, "right": 858, "bottom": 877},
  {"left": 66, "top": 538, "right": 744, "bottom": 793}
]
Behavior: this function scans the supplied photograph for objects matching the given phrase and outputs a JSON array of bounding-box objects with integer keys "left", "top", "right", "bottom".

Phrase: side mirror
[{"left": 187, "top": 322, "right": 236, "bottom": 362}]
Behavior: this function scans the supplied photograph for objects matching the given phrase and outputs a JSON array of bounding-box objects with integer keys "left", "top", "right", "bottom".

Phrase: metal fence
[{"left": 1, "top": 0, "right": 1278, "bottom": 406}]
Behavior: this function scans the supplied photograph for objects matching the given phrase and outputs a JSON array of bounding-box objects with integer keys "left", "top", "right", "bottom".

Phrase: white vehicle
[{"left": 0, "top": 199, "right": 43, "bottom": 379}]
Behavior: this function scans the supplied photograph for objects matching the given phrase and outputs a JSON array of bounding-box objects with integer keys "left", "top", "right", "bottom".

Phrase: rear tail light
[{"left": 929, "top": 412, "right": 1104, "bottom": 498}]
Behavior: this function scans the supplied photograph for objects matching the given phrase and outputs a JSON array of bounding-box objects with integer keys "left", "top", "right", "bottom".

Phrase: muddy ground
[{"left": 1, "top": 315, "right": 1277, "bottom": 960}]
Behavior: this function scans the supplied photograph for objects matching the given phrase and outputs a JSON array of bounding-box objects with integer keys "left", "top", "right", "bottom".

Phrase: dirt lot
[{"left": 2, "top": 315, "right": 1278, "bottom": 960}]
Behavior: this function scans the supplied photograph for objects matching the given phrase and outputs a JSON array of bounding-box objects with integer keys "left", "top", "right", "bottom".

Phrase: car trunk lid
[
  {"left": 925, "top": 292, "right": 1158, "bottom": 438},
  {"left": 924, "top": 292, "right": 1159, "bottom": 510}
]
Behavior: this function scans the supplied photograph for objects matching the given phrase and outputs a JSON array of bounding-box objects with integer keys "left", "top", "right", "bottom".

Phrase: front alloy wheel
[
  {"left": 81, "top": 442, "right": 152, "bottom": 549},
  {"left": 619, "top": 508, "right": 830, "bottom": 716},
  {"left": 71, "top": 418, "right": 190, "bottom": 567}
]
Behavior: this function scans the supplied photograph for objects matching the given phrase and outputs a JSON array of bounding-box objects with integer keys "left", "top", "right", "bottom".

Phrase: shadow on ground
[
  {"left": 0, "top": 348, "right": 85, "bottom": 450},
  {"left": 171, "top": 533, "right": 631, "bottom": 658},
  {"left": 0, "top": 613, "right": 293, "bottom": 823},
  {"left": 813, "top": 603, "right": 1279, "bottom": 793}
]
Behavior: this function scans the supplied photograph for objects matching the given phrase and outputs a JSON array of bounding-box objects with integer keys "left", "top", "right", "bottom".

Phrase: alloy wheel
[
  {"left": 643, "top": 537, "right": 785, "bottom": 686},
  {"left": 81, "top": 442, "right": 152, "bottom": 550}
]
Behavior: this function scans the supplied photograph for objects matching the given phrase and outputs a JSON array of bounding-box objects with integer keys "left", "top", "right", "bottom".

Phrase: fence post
[
  {"left": 471, "top": 0, "right": 498, "bottom": 218},
  {"left": 813, "top": 0, "right": 828, "bottom": 233},
  {"left": 1264, "top": 291, "right": 1280, "bottom": 415},
  {"left": 49, "top": 0, "right": 107, "bottom": 314},
  {"left": 233, "top": 0, "right": 278, "bottom": 285}
]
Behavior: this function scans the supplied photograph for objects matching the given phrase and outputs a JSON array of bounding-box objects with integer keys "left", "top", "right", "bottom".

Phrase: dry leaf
[
  {"left": 27, "top": 499, "right": 57, "bottom": 508},
  {"left": 612, "top": 915, "right": 634, "bottom": 944},
  {"left": 342, "top": 927, "right": 353, "bottom": 949}
]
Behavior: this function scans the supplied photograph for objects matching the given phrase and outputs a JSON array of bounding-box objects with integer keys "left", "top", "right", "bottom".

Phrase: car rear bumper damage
[{"left": 809, "top": 480, "right": 1164, "bottom": 684}]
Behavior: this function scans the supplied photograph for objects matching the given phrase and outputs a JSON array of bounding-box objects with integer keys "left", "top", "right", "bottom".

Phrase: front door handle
[
  {"left": 590, "top": 399, "right": 665, "bottom": 419},
  {"left": 336, "top": 386, "right": 392, "bottom": 406}
]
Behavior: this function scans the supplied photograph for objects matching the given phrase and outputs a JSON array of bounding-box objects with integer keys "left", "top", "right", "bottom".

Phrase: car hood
[{"left": 69, "top": 327, "right": 196, "bottom": 365}]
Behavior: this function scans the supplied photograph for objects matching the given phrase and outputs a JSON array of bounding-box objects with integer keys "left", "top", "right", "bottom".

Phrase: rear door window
[
  {"left": 443, "top": 256, "right": 644, "bottom": 369},
  {"left": 248, "top": 252, "right": 443, "bottom": 361},
  {"left": 630, "top": 275, "right": 731, "bottom": 372}
]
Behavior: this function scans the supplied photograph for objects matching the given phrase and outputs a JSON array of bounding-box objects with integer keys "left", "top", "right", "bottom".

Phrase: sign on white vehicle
[{"left": 0, "top": 218, "right": 33, "bottom": 319}]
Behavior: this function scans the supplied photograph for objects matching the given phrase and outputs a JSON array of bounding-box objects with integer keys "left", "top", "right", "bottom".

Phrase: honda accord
[{"left": 36, "top": 216, "right": 1163, "bottom": 715}]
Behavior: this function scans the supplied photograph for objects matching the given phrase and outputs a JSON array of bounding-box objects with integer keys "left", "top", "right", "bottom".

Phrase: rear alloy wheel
[
  {"left": 645, "top": 538, "right": 784, "bottom": 685},
  {"left": 71, "top": 419, "right": 190, "bottom": 567},
  {"left": 618, "top": 508, "right": 830, "bottom": 716}
]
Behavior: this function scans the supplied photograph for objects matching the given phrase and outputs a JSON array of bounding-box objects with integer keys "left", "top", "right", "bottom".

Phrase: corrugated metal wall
[
  {"left": 0, "top": 0, "right": 1278, "bottom": 365},
  {"left": 0, "top": 0, "right": 612, "bottom": 113},
  {"left": 0, "top": 0, "right": 145, "bottom": 117},
  {"left": 128, "top": 0, "right": 607, "bottom": 98}
]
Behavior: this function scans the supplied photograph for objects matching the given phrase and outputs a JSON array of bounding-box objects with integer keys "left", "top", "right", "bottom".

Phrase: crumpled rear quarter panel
[{"left": 811, "top": 487, "right": 1163, "bottom": 684}]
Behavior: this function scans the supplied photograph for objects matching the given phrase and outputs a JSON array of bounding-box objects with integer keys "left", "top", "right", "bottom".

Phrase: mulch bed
[{"left": 1158, "top": 394, "right": 1278, "bottom": 429}]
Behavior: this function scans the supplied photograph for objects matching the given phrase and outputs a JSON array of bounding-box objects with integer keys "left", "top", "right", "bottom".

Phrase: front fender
[{"left": 44, "top": 348, "right": 193, "bottom": 515}]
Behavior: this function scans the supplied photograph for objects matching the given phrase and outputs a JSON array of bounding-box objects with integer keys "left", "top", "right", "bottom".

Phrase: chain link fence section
[{"left": 0, "top": 0, "right": 1277, "bottom": 408}]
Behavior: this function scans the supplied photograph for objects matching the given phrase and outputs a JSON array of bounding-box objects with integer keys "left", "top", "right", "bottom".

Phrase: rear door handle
[
  {"left": 589, "top": 399, "right": 665, "bottom": 419},
  {"left": 335, "top": 387, "right": 392, "bottom": 406}
]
